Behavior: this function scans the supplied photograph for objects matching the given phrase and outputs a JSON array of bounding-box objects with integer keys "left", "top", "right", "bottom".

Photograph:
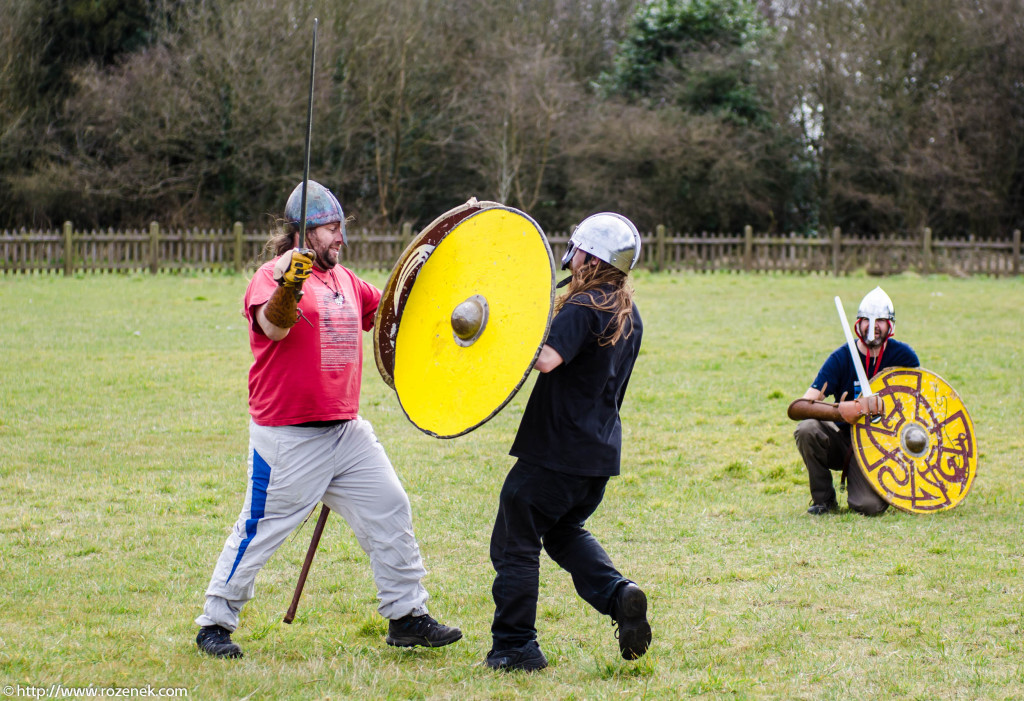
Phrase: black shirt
[{"left": 509, "top": 289, "right": 643, "bottom": 477}]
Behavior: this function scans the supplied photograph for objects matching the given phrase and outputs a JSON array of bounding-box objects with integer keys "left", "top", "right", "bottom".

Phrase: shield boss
[
  {"left": 851, "top": 367, "right": 977, "bottom": 514},
  {"left": 383, "top": 205, "right": 554, "bottom": 438}
]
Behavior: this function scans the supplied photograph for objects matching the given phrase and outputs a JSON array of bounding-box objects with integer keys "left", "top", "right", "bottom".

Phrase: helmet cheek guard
[
  {"left": 559, "top": 242, "right": 576, "bottom": 270},
  {"left": 562, "top": 213, "right": 641, "bottom": 273},
  {"left": 285, "top": 180, "right": 347, "bottom": 244}
]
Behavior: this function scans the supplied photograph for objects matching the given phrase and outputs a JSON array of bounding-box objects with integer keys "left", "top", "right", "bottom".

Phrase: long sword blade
[
  {"left": 298, "top": 18, "right": 319, "bottom": 249},
  {"left": 834, "top": 296, "right": 873, "bottom": 398}
]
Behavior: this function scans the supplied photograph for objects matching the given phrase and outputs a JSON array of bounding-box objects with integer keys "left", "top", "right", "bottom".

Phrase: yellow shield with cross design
[{"left": 851, "top": 367, "right": 977, "bottom": 513}]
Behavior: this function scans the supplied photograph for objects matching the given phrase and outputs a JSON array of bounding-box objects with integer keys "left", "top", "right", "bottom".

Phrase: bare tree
[
  {"left": 772, "top": 0, "right": 1024, "bottom": 235},
  {"left": 5, "top": 0, "right": 331, "bottom": 227},
  {"left": 0, "top": 0, "right": 51, "bottom": 225},
  {"left": 456, "top": 39, "right": 583, "bottom": 211},
  {"left": 565, "top": 99, "right": 796, "bottom": 233},
  {"left": 5, "top": 0, "right": 1021, "bottom": 235},
  {"left": 890, "top": 0, "right": 1024, "bottom": 235}
]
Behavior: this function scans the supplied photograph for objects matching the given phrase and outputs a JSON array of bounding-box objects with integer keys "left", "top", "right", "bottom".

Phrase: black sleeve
[{"left": 544, "top": 302, "right": 599, "bottom": 366}]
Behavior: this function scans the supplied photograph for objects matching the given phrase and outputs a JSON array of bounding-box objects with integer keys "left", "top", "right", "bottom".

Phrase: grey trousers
[
  {"left": 196, "top": 418, "right": 430, "bottom": 631},
  {"left": 794, "top": 419, "right": 888, "bottom": 515}
]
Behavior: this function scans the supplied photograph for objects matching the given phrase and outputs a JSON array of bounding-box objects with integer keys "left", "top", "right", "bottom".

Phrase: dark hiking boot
[
  {"left": 807, "top": 498, "right": 839, "bottom": 515},
  {"left": 196, "top": 625, "right": 243, "bottom": 658},
  {"left": 485, "top": 640, "right": 548, "bottom": 672},
  {"left": 613, "top": 583, "right": 652, "bottom": 660},
  {"left": 385, "top": 613, "right": 462, "bottom": 648}
]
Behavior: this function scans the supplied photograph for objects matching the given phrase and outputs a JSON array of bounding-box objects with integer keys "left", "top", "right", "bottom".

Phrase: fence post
[
  {"left": 831, "top": 227, "right": 841, "bottom": 276},
  {"left": 1014, "top": 229, "right": 1021, "bottom": 276},
  {"left": 655, "top": 224, "right": 666, "bottom": 271},
  {"left": 402, "top": 222, "right": 412, "bottom": 240},
  {"left": 149, "top": 221, "right": 160, "bottom": 274},
  {"left": 233, "top": 221, "right": 243, "bottom": 272},
  {"left": 922, "top": 227, "right": 933, "bottom": 274},
  {"left": 62, "top": 221, "right": 73, "bottom": 276},
  {"left": 743, "top": 225, "right": 753, "bottom": 272}
]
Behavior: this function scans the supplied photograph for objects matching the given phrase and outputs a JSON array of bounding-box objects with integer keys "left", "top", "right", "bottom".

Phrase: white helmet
[
  {"left": 856, "top": 286, "right": 895, "bottom": 345},
  {"left": 560, "top": 213, "right": 641, "bottom": 273}
]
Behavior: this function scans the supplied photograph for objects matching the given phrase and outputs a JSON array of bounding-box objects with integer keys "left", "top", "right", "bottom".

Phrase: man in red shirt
[{"left": 195, "top": 180, "right": 461, "bottom": 658}]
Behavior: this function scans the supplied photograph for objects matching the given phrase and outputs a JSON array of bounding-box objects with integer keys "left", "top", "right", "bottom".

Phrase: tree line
[{"left": 1, "top": 0, "right": 1021, "bottom": 238}]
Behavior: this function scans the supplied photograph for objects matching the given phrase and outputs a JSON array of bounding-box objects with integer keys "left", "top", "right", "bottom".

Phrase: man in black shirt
[
  {"left": 485, "top": 213, "right": 651, "bottom": 672},
  {"left": 788, "top": 287, "right": 920, "bottom": 515}
]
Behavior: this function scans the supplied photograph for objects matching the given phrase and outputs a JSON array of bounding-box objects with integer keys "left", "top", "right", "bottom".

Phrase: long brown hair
[
  {"left": 264, "top": 220, "right": 298, "bottom": 258},
  {"left": 555, "top": 259, "right": 635, "bottom": 346}
]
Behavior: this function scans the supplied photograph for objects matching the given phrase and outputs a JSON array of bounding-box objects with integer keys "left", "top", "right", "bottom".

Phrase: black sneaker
[
  {"left": 196, "top": 625, "right": 243, "bottom": 658},
  {"left": 613, "top": 583, "right": 652, "bottom": 660},
  {"left": 484, "top": 640, "right": 548, "bottom": 672},
  {"left": 385, "top": 613, "right": 462, "bottom": 648},
  {"left": 807, "top": 499, "right": 839, "bottom": 515}
]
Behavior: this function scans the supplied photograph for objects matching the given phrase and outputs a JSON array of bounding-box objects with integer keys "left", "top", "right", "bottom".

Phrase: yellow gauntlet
[{"left": 273, "top": 248, "right": 315, "bottom": 288}]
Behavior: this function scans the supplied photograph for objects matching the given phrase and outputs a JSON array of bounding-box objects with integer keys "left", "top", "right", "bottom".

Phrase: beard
[
  {"left": 857, "top": 319, "right": 890, "bottom": 348},
  {"left": 313, "top": 245, "right": 338, "bottom": 270}
]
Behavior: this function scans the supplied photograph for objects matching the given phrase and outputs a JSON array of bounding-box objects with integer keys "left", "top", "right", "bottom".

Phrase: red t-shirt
[{"left": 244, "top": 260, "right": 381, "bottom": 425}]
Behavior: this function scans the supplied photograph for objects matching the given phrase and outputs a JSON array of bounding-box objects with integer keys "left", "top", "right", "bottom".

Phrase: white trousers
[{"left": 196, "top": 418, "right": 429, "bottom": 631}]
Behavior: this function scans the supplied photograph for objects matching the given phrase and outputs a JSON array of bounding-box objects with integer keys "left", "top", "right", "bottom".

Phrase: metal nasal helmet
[
  {"left": 285, "top": 180, "right": 347, "bottom": 244},
  {"left": 856, "top": 286, "right": 895, "bottom": 344},
  {"left": 560, "top": 212, "right": 642, "bottom": 273}
]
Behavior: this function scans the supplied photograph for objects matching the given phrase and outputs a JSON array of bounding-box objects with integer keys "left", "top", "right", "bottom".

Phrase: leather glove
[{"left": 273, "top": 248, "right": 315, "bottom": 288}]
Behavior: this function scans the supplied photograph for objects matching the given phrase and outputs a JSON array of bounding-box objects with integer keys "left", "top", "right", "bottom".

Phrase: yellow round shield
[
  {"left": 378, "top": 204, "right": 554, "bottom": 438},
  {"left": 374, "top": 198, "right": 503, "bottom": 389},
  {"left": 851, "top": 367, "right": 977, "bottom": 514}
]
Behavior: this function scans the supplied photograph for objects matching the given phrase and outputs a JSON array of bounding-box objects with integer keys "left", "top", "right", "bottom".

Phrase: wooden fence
[{"left": 1, "top": 221, "right": 1020, "bottom": 276}]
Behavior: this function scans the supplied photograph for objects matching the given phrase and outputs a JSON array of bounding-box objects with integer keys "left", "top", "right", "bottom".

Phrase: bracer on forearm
[
  {"left": 787, "top": 398, "right": 842, "bottom": 422},
  {"left": 263, "top": 285, "right": 300, "bottom": 329}
]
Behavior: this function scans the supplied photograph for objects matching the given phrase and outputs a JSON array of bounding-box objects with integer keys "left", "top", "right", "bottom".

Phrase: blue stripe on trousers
[{"left": 226, "top": 448, "right": 271, "bottom": 583}]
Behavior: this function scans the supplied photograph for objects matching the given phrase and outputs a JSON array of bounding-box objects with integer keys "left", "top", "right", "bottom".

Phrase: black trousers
[{"left": 489, "top": 459, "right": 627, "bottom": 650}]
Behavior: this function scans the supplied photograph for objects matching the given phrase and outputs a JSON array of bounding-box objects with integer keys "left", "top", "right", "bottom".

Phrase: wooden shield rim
[
  {"left": 373, "top": 198, "right": 504, "bottom": 389},
  {"left": 391, "top": 205, "right": 555, "bottom": 439},
  {"left": 851, "top": 366, "right": 977, "bottom": 514}
]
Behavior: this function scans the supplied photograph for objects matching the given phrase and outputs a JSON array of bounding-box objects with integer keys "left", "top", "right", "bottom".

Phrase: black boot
[
  {"left": 807, "top": 498, "right": 839, "bottom": 515},
  {"left": 385, "top": 613, "right": 462, "bottom": 648},
  {"left": 196, "top": 625, "right": 243, "bottom": 658},
  {"left": 485, "top": 640, "right": 548, "bottom": 672},
  {"left": 612, "top": 583, "right": 652, "bottom": 660}
]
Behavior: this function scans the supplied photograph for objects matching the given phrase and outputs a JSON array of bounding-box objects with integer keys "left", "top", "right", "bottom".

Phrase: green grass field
[{"left": 1, "top": 271, "right": 1022, "bottom": 700}]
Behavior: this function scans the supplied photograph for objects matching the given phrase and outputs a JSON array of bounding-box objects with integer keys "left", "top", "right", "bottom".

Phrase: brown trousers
[{"left": 794, "top": 419, "right": 888, "bottom": 515}]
